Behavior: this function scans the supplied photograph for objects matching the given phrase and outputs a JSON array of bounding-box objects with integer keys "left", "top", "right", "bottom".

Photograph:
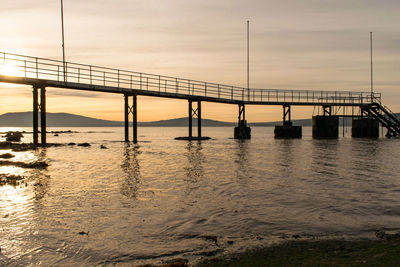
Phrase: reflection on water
[
  {"left": 273, "top": 139, "right": 296, "bottom": 179},
  {"left": 185, "top": 141, "right": 204, "bottom": 183},
  {"left": 121, "top": 144, "right": 141, "bottom": 199},
  {"left": 235, "top": 140, "right": 250, "bottom": 182},
  {"left": 311, "top": 139, "right": 339, "bottom": 178},
  {"left": 1, "top": 127, "right": 400, "bottom": 266},
  {"left": 31, "top": 148, "right": 50, "bottom": 201}
]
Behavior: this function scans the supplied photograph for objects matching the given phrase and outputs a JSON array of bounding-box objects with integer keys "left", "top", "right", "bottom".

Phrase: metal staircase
[{"left": 365, "top": 102, "right": 400, "bottom": 137}]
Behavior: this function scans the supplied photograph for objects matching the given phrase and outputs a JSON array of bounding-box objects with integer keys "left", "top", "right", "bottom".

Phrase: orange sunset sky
[{"left": 1, "top": 0, "right": 399, "bottom": 122}]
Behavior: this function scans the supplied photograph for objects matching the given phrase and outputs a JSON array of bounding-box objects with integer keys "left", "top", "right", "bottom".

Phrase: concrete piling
[
  {"left": 312, "top": 115, "right": 339, "bottom": 139},
  {"left": 352, "top": 118, "right": 379, "bottom": 138}
]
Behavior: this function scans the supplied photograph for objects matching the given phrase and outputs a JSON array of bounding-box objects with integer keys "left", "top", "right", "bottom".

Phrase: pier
[{"left": 1, "top": 51, "right": 399, "bottom": 145}]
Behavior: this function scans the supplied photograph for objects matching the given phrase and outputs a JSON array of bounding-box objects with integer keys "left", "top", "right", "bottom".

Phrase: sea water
[{"left": 1, "top": 126, "right": 400, "bottom": 266}]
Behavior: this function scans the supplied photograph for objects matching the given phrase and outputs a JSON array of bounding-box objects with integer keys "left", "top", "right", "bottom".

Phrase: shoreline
[{"left": 198, "top": 238, "right": 400, "bottom": 266}]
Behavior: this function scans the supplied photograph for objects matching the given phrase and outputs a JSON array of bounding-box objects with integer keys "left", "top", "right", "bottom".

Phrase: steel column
[
  {"left": 197, "top": 100, "right": 202, "bottom": 138},
  {"left": 238, "top": 103, "right": 246, "bottom": 126},
  {"left": 40, "top": 87, "right": 46, "bottom": 145},
  {"left": 132, "top": 95, "right": 137, "bottom": 144},
  {"left": 283, "top": 105, "right": 291, "bottom": 125},
  {"left": 124, "top": 94, "right": 129, "bottom": 142},
  {"left": 33, "top": 86, "right": 39, "bottom": 145},
  {"left": 188, "top": 100, "right": 193, "bottom": 138},
  {"left": 322, "top": 105, "right": 332, "bottom": 116}
]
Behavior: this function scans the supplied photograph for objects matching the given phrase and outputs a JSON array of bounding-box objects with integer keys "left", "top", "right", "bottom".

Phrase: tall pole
[
  {"left": 370, "top": 32, "right": 373, "bottom": 98},
  {"left": 61, "top": 0, "right": 66, "bottom": 82},
  {"left": 247, "top": 20, "right": 250, "bottom": 101}
]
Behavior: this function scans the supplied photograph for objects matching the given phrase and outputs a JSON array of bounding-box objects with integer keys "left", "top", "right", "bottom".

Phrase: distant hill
[
  {"left": 0, "top": 112, "right": 122, "bottom": 127},
  {"left": 138, "top": 117, "right": 234, "bottom": 127},
  {"left": 0, "top": 111, "right": 398, "bottom": 127},
  {"left": 0, "top": 112, "right": 234, "bottom": 127}
]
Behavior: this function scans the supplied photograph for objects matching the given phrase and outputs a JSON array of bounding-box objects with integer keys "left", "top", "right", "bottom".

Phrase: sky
[{"left": 0, "top": 0, "right": 400, "bottom": 122}]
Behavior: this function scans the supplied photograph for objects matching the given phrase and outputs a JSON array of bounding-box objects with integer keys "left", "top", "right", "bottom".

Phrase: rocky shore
[{"left": 198, "top": 238, "right": 400, "bottom": 267}]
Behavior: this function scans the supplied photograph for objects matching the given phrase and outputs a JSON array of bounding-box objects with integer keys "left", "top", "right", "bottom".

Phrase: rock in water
[
  {"left": 78, "top": 231, "right": 89, "bottom": 235},
  {"left": 0, "top": 153, "right": 14, "bottom": 159},
  {"left": 77, "top": 143, "right": 91, "bottom": 147},
  {"left": 5, "top": 131, "right": 23, "bottom": 142},
  {"left": 100, "top": 144, "right": 107, "bottom": 149}
]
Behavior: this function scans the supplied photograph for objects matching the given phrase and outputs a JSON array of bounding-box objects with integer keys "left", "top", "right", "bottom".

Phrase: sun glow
[{"left": 0, "top": 62, "right": 22, "bottom": 77}]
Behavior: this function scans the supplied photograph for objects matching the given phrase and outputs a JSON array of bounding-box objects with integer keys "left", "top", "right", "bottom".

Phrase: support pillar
[
  {"left": 283, "top": 105, "right": 291, "bottom": 126},
  {"left": 124, "top": 94, "right": 129, "bottom": 142},
  {"left": 234, "top": 103, "right": 251, "bottom": 139},
  {"left": 40, "top": 87, "right": 46, "bottom": 146},
  {"left": 33, "top": 86, "right": 39, "bottom": 145},
  {"left": 188, "top": 100, "right": 193, "bottom": 138},
  {"left": 187, "top": 99, "right": 202, "bottom": 139},
  {"left": 274, "top": 105, "right": 302, "bottom": 138},
  {"left": 132, "top": 94, "right": 137, "bottom": 144},
  {"left": 175, "top": 99, "right": 210, "bottom": 140},
  {"left": 197, "top": 100, "right": 202, "bottom": 138},
  {"left": 322, "top": 105, "right": 332, "bottom": 116}
]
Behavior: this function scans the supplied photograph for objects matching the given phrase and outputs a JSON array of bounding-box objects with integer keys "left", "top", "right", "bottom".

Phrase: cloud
[{"left": 2, "top": 0, "right": 400, "bottom": 118}]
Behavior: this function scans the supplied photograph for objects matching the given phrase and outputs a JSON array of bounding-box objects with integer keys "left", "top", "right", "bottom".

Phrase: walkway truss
[{"left": 0, "top": 51, "right": 399, "bottom": 137}]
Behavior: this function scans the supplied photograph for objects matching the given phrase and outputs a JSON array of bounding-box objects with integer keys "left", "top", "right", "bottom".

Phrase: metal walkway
[
  {"left": 0, "top": 51, "right": 399, "bottom": 141},
  {"left": 0, "top": 51, "right": 379, "bottom": 106}
]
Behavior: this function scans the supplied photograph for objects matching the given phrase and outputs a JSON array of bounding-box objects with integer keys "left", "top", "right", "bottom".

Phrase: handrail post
[
  {"left": 158, "top": 75, "right": 161, "bottom": 92},
  {"left": 35, "top": 57, "right": 38, "bottom": 79},
  {"left": 140, "top": 73, "right": 142, "bottom": 90},
  {"left": 231, "top": 86, "right": 233, "bottom": 100},
  {"left": 117, "top": 69, "right": 120, "bottom": 87},
  {"left": 89, "top": 66, "right": 92, "bottom": 85},
  {"left": 104, "top": 71, "right": 106, "bottom": 86},
  {"left": 24, "top": 61, "right": 27, "bottom": 78}
]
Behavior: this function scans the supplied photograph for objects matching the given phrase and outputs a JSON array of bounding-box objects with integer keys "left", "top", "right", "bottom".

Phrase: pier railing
[{"left": 0, "top": 51, "right": 380, "bottom": 105}]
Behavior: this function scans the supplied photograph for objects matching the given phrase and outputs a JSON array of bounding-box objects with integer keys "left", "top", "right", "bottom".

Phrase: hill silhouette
[
  {"left": 1, "top": 111, "right": 397, "bottom": 127},
  {"left": 0, "top": 112, "right": 234, "bottom": 127}
]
